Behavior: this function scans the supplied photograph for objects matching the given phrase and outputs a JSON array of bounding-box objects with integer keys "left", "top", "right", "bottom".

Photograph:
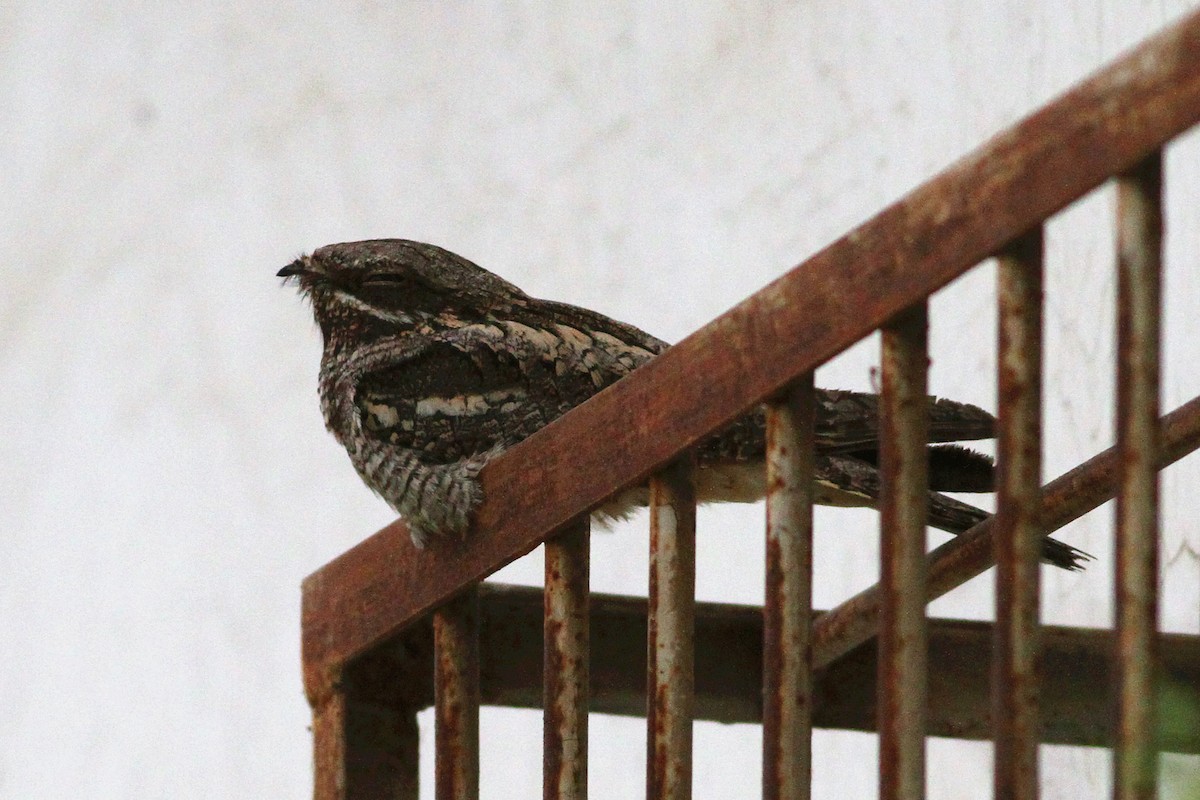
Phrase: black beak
[{"left": 277, "top": 260, "right": 305, "bottom": 278}]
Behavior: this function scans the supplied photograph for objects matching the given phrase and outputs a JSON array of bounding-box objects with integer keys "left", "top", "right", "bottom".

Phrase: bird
[{"left": 279, "top": 239, "right": 1088, "bottom": 570}]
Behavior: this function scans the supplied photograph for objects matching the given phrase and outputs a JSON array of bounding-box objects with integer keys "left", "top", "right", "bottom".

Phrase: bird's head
[{"left": 279, "top": 239, "right": 528, "bottom": 347}]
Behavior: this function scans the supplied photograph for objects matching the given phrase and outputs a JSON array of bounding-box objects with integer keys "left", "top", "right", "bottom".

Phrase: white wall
[{"left": 3, "top": 3, "right": 1198, "bottom": 798}]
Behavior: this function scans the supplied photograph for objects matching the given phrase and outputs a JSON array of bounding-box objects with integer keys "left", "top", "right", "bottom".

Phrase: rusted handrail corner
[{"left": 301, "top": 8, "right": 1200, "bottom": 705}]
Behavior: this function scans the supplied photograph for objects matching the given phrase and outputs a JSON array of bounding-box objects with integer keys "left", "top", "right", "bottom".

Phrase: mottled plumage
[{"left": 280, "top": 239, "right": 1087, "bottom": 569}]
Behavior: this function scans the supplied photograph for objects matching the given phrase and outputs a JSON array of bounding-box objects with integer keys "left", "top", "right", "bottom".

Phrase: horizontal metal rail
[
  {"left": 301, "top": 8, "right": 1200, "bottom": 707},
  {"left": 344, "top": 584, "right": 1200, "bottom": 753}
]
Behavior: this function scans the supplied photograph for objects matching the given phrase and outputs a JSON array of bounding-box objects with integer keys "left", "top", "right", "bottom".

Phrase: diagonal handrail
[{"left": 302, "top": 8, "right": 1200, "bottom": 705}]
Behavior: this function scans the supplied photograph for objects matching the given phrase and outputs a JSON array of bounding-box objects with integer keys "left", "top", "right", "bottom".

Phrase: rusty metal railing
[{"left": 302, "top": 11, "right": 1200, "bottom": 800}]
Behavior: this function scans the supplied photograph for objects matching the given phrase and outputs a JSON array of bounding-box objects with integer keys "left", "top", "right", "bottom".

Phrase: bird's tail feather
[
  {"left": 814, "top": 391, "right": 996, "bottom": 453},
  {"left": 847, "top": 443, "right": 995, "bottom": 493},
  {"left": 927, "top": 444, "right": 994, "bottom": 492},
  {"left": 928, "top": 491, "right": 1090, "bottom": 571}
]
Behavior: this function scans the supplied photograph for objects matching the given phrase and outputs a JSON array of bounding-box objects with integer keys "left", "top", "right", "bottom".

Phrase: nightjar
[{"left": 280, "top": 239, "right": 1086, "bottom": 569}]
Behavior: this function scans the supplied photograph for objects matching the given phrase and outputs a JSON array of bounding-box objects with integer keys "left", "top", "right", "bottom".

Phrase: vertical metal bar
[
  {"left": 1114, "top": 151, "right": 1163, "bottom": 800},
  {"left": 994, "top": 228, "right": 1045, "bottom": 800},
  {"left": 878, "top": 303, "right": 929, "bottom": 800},
  {"left": 763, "top": 376, "right": 816, "bottom": 800},
  {"left": 647, "top": 459, "right": 697, "bottom": 800},
  {"left": 312, "top": 691, "right": 349, "bottom": 800},
  {"left": 545, "top": 518, "right": 591, "bottom": 800},
  {"left": 435, "top": 587, "right": 480, "bottom": 800}
]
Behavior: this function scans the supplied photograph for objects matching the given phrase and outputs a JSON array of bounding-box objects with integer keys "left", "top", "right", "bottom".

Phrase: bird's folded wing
[{"left": 353, "top": 318, "right": 661, "bottom": 463}]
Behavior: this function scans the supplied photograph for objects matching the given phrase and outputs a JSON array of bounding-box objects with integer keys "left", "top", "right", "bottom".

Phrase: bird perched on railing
[{"left": 280, "top": 239, "right": 1087, "bottom": 569}]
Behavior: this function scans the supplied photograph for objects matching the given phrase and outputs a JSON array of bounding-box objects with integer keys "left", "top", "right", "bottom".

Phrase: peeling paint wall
[{"left": 3, "top": 3, "right": 1198, "bottom": 798}]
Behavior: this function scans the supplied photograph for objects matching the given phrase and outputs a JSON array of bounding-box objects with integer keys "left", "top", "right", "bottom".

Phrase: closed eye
[
  {"left": 361, "top": 273, "right": 411, "bottom": 287},
  {"left": 357, "top": 271, "right": 444, "bottom": 315}
]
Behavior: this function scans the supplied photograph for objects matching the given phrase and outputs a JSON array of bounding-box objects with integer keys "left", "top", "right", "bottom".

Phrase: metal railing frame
[{"left": 302, "top": 11, "right": 1200, "bottom": 800}]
